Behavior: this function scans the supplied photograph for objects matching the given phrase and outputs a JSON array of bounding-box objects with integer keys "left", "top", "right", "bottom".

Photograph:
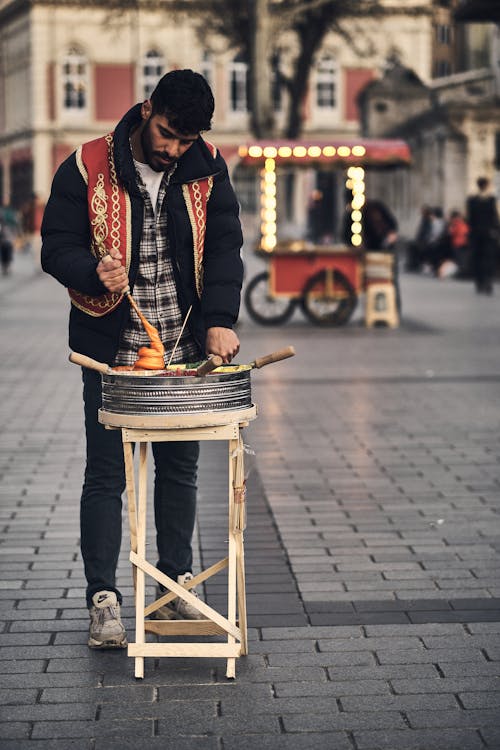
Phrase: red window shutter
[
  {"left": 95, "top": 65, "right": 135, "bottom": 121},
  {"left": 344, "top": 68, "right": 375, "bottom": 122}
]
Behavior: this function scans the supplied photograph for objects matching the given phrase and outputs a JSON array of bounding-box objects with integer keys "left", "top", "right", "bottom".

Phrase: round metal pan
[{"left": 101, "top": 367, "right": 252, "bottom": 415}]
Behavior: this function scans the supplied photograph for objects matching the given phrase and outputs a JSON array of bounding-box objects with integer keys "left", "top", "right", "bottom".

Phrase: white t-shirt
[{"left": 133, "top": 159, "right": 165, "bottom": 215}]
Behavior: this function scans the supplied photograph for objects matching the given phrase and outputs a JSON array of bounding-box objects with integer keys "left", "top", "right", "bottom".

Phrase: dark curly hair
[{"left": 150, "top": 69, "right": 214, "bottom": 134}]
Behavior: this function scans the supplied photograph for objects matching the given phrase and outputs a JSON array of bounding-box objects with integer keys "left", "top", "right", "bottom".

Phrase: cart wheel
[
  {"left": 244, "top": 271, "right": 296, "bottom": 326},
  {"left": 300, "top": 269, "right": 357, "bottom": 326}
]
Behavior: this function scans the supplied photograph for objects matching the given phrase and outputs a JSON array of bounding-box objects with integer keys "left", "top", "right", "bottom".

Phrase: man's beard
[{"left": 140, "top": 119, "right": 176, "bottom": 172}]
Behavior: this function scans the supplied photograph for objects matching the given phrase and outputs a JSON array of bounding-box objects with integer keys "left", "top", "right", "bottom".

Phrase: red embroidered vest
[{"left": 69, "top": 132, "right": 216, "bottom": 317}]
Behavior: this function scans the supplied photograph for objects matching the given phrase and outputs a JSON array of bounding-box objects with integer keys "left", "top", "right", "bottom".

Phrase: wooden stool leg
[
  {"left": 234, "top": 431, "right": 248, "bottom": 655},
  {"left": 134, "top": 441, "right": 148, "bottom": 679},
  {"left": 123, "top": 440, "right": 138, "bottom": 591},
  {"left": 226, "top": 436, "right": 239, "bottom": 679},
  {"left": 236, "top": 531, "right": 248, "bottom": 654}
]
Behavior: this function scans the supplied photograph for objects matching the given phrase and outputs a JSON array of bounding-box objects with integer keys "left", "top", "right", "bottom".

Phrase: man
[
  {"left": 41, "top": 70, "right": 243, "bottom": 648},
  {"left": 466, "top": 177, "right": 500, "bottom": 295}
]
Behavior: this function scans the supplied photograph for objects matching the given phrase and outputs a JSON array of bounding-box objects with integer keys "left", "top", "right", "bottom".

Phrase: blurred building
[
  {"left": 359, "top": 2, "right": 500, "bottom": 234},
  {"left": 0, "top": 0, "right": 436, "bottom": 217}
]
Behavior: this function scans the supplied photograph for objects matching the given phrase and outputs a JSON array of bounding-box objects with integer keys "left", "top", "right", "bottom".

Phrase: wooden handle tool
[
  {"left": 251, "top": 346, "right": 295, "bottom": 369},
  {"left": 196, "top": 355, "right": 223, "bottom": 376},
  {"left": 69, "top": 352, "right": 112, "bottom": 374}
]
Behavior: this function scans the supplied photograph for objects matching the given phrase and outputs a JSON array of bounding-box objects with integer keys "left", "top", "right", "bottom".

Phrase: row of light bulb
[
  {"left": 261, "top": 158, "right": 277, "bottom": 251},
  {"left": 346, "top": 166, "right": 365, "bottom": 247},
  {"left": 240, "top": 144, "right": 367, "bottom": 160}
]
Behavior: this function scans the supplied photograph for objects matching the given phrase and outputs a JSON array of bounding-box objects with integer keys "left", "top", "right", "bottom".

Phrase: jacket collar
[{"left": 113, "top": 104, "right": 219, "bottom": 191}]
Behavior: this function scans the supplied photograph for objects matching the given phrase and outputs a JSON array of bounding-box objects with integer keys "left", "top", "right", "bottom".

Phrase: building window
[
  {"left": 62, "top": 48, "right": 88, "bottom": 111},
  {"left": 436, "top": 24, "right": 451, "bottom": 45},
  {"left": 232, "top": 165, "right": 258, "bottom": 212},
  {"left": 315, "top": 56, "right": 337, "bottom": 109},
  {"left": 142, "top": 49, "right": 165, "bottom": 100},
  {"left": 200, "top": 50, "right": 213, "bottom": 87},
  {"left": 435, "top": 59, "right": 451, "bottom": 77},
  {"left": 228, "top": 55, "right": 248, "bottom": 113},
  {"left": 271, "top": 51, "right": 282, "bottom": 111}
]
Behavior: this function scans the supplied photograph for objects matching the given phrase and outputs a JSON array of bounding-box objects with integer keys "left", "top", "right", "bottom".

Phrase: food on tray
[{"left": 126, "top": 297, "right": 165, "bottom": 370}]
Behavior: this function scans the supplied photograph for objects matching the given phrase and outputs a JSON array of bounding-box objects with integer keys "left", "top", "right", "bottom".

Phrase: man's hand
[
  {"left": 96, "top": 251, "right": 128, "bottom": 293},
  {"left": 206, "top": 327, "right": 240, "bottom": 364}
]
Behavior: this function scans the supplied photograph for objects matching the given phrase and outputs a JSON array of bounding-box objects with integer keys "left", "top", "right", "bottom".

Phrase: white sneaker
[
  {"left": 88, "top": 591, "right": 127, "bottom": 649},
  {"left": 153, "top": 573, "right": 207, "bottom": 620}
]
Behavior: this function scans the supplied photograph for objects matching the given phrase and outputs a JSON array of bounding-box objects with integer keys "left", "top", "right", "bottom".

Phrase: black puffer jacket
[{"left": 41, "top": 104, "right": 243, "bottom": 363}]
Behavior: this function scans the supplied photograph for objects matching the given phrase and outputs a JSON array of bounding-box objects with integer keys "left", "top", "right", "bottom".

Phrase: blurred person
[
  {"left": 422, "top": 207, "right": 447, "bottom": 274},
  {"left": 466, "top": 177, "right": 500, "bottom": 295},
  {"left": 446, "top": 210, "right": 470, "bottom": 278},
  {"left": 406, "top": 204, "right": 432, "bottom": 272},
  {"left": 307, "top": 189, "right": 326, "bottom": 244},
  {"left": 361, "top": 199, "right": 401, "bottom": 312},
  {"left": 0, "top": 202, "right": 18, "bottom": 275},
  {"left": 20, "top": 193, "right": 44, "bottom": 267},
  {"left": 41, "top": 69, "right": 243, "bottom": 649},
  {"left": 361, "top": 199, "right": 398, "bottom": 251}
]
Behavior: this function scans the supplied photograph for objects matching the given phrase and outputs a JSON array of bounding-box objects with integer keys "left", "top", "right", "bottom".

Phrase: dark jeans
[{"left": 81, "top": 368, "right": 199, "bottom": 606}]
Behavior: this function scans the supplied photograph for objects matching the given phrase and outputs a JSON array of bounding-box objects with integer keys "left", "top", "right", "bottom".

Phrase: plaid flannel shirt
[{"left": 114, "top": 165, "right": 200, "bottom": 368}]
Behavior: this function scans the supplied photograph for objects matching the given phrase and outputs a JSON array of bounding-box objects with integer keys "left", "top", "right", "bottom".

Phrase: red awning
[{"left": 237, "top": 138, "right": 411, "bottom": 167}]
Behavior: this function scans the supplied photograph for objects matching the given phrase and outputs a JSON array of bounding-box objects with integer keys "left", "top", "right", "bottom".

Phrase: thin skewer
[{"left": 167, "top": 305, "right": 193, "bottom": 368}]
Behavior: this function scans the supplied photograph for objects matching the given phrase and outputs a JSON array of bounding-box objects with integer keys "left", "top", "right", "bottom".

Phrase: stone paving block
[
  {"left": 392, "top": 677, "right": 500, "bottom": 694},
  {"left": 352, "top": 728, "right": 484, "bottom": 749},
  {"left": 96, "top": 739, "right": 219, "bottom": 750},
  {"left": 326, "top": 665, "right": 440, "bottom": 682},
  {"left": 220, "top": 695, "right": 338, "bottom": 716},
  {"left": 248, "top": 640, "right": 317, "bottom": 654},
  {"left": 40, "top": 685, "right": 155, "bottom": 703},
  {"left": 458, "top": 692, "right": 500, "bottom": 709},
  {"left": 0, "top": 644, "right": 89, "bottom": 660},
  {"left": 407, "top": 707, "right": 500, "bottom": 729},
  {"left": 3, "top": 659, "right": 46, "bottom": 673},
  {"left": 480, "top": 726, "right": 500, "bottom": 748},
  {"left": 376, "top": 647, "right": 488, "bottom": 665},
  {"left": 0, "top": 633, "right": 51, "bottom": 646},
  {"left": 282, "top": 711, "right": 407, "bottom": 733},
  {"left": 260, "top": 626, "right": 363, "bottom": 640},
  {"left": 157, "top": 713, "right": 281, "bottom": 735},
  {"left": 340, "top": 693, "right": 459, "bottom": 712},
  {"left": 421, "top": 635, "right": 500, "bottom": 650},
  {"left": 10, "top": 618, "right": 91, "bottom": 633},
  {"left": 274, "top": 679, "right": 391, "bottom": 697},
  {"left": 101, "top": 698, "right": 217, "bottom": 721},
  {"left": 467, "top": 622, "right": 500, "bottom": 634},
  {"left": 3, "top": 673, "right": 100, "bottom": 689},
  {"left": 221, "top": 734, "right": 352, "bottom": 750},
  {"left": 3, "top": 703, "right": 96, "bottom": 722},
  {"left": 364, "top": 623, "right": 469, "bottom": 636},
  {"left": 409, "top": 609, "right": 500, "bottom": 624},
  {"left": 267, "top": 651, "right": 375, "bottom": 668},
  {"left": 0, "top": 688, "right": 38, "bottom": 705},
  {"left": 32, "top": 719, "right": 154, "bottom": 739},
  {"left": 0, "top": 731, "right": 51, "bottom": 746},
  {"left": 318, "top": 636, "right": 420, "bottom": 652}
]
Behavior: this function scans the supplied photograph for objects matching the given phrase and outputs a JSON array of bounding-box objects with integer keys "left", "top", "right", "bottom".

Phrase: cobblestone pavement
[{"left": 1, "top": 251, "right": 499, "bottom": 749}]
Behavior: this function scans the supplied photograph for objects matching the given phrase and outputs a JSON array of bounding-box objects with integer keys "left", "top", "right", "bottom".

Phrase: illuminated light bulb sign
[{"left": 242, "top": 142, "right": 370, "bottom": 251}]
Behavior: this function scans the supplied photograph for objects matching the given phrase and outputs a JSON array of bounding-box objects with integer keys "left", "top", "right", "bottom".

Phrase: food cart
[{"left": 238, "top": 138, "right": 411, "bottom": 326}]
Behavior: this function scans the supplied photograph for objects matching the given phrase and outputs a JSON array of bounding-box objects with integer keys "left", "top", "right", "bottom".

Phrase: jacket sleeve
[
  {"left": 41, "top": 154, "right": 107, "bottom": 296},
  {"left": 201, "top": 158, "right": 244, "bottom": 329}
]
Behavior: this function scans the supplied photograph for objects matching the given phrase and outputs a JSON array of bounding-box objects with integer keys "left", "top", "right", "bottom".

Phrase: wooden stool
[
  {"left": 365, "top": 282, "right": 399, "bottom": 328},
  {"left": 99, "top": 406, "right": 257, "bottom": 679}
]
